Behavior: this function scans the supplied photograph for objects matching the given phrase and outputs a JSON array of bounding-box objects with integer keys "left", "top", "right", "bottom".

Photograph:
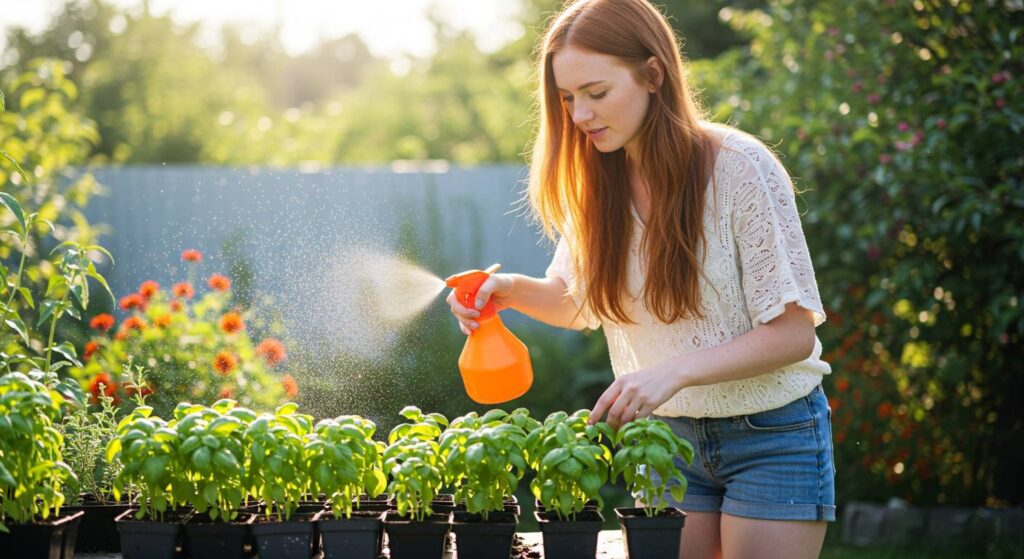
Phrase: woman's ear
[{"left": 645, "top": 56, "right": 664, "bottom": 92}]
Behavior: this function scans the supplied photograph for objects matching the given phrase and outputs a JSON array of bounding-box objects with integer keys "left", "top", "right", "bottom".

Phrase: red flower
[
  {"left": 255, "top": 338, "right": 286, "bottom": 367},
  {"left": 219, "top": 312, "right": 244, "bottom": 335},
  {"left": 139, "top": 280, "right": 160, "bottom": 300},
  {"left": 122, "top": 316, "right": 146, "bottom": 332},
  {"left": 219, "top": 386, "right": 234, "bottom": 399},
  {"left": 208, "top": 274, "right": 231, "bottom": 291},
  {"left": 88, "top": 373, "right": 119, "bottom": 405},
  {"left": 877, "top": 401, "right": 893, "bottom": 419},
  {"left": 181, "top": 249, "right": 203, "bottom": 262},
  {"left": 90, "top": 313, "right": 115, "bottom": 331},
  {"left": 83, "top": 341, "right": 100, "bottom": 362},
  {"left": 172, "top": 282, "right": 195, "bottom": 300},
  {"left": 114, "top": 330, "right": 128, "bottom": 341},
  {"left": 213, "top": 351, "right": 238, "bottom": 376},
  {"left": 281, "top": 374, "right": 299, "bottom": 398},
  {"left": 835, "top": 377, "right": 850, "bottom": 392},
  {"left": 154, "top": 313, "right": 173, "bottom": 328},
  {"left": 119, "top": 293, "right": 146, "bottom": 311},
  {"left": 170, "top": 300, "right": 183, "bottom": 312}
]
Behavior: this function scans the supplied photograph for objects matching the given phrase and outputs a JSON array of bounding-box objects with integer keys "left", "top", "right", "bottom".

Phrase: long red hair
[{"left": 528, "top": 0, "right": 715, "bottom": 324}]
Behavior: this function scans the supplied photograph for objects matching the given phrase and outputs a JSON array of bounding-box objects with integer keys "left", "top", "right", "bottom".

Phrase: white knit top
[{"left": 545, "top": 124, "right": 831, "bottom": 418}]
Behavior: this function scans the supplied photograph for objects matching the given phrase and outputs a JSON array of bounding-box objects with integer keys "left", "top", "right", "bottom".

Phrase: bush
[{"left": 694, "top": 0, "right": 1024, "bottom": 504}]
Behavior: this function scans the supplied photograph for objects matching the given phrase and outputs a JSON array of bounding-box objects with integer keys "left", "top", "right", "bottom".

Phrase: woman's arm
[
  {"left": 446, "top": 272, "right": 588, "bottom": 333},
  {"left": 590, "top": 302, "right": 817, "bottom": 428}
]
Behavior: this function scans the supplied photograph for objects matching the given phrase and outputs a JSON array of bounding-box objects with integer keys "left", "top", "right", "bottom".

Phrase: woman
[{"left": 446, "top": 0, "right": 835, "bottom": 557}]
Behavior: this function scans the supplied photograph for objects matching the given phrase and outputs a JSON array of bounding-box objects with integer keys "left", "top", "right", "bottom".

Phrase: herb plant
[
  {"left": 526, "top": 410, "right": 614, "bottom": 520},
  {"left": 307, "top": 415, "right": 386, "bottom": 519},
  {"left": 384, "top": 407, "right": 449, "bottom": 521},
  {"left": 172, "top": 399, "right": 252, "bottom": 521},
  {"left": 244, "top": 402, "right": 314, "bottom": 521},
  {"left": 440, "top": 409, "right": 528, "bottom": 520},
  {"left": 106, "top": 406, "right": 179, "bottom": 521},
  {"left": 0, "top": 373, "right": 77, "bottom": 531},
  {"left": 611, "top": 418, "right": 694, "bottom": 517}
]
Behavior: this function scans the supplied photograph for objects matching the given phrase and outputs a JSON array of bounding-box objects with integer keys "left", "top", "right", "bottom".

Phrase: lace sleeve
[
  {"left": 730, "top": 139, "right": 826, "bottom": 328},
  {"left": 545, "top": 236, "right": 601, "bottom": 330}
]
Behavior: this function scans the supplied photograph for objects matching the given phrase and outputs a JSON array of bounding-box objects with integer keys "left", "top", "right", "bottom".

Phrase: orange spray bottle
[{"left": 444, "top": 264, "right": 533, "bottom": 404}]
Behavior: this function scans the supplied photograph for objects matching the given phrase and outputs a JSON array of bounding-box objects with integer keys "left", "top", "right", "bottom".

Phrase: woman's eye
[
  {"left": 590, "top": 91, "right": 607, "bottom": 100},
  {"left": 562, "top": 95, "right": 574, "bottom": 104}
]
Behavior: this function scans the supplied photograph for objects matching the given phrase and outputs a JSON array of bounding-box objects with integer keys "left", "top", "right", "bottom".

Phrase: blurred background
[{"left": 1, "top": 1, "right": 1021, "bottom": 555}]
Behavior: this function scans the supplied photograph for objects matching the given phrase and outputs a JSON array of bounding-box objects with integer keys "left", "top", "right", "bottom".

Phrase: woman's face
[{"left": 552, "top": 45, "right": 653, "bottom": 158}]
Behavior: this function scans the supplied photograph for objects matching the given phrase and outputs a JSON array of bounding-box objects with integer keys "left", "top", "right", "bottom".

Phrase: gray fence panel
[{"left": 81, "top": 165, "right": 557, "bottom": 330}]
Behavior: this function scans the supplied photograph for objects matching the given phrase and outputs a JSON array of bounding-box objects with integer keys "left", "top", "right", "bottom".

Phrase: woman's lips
[{"left": 587, "top": 127, "right": 607, "bottom": 140}]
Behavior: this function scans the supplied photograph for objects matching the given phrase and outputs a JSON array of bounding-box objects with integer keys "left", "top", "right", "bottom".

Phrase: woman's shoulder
[{"left": 700, "top": 121, "right": 785, "bottom": 178}]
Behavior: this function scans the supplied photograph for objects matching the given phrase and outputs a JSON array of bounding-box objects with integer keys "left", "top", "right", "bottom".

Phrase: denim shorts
[{"left": 645, "top": 385, "right": 836, "bottom": 522}]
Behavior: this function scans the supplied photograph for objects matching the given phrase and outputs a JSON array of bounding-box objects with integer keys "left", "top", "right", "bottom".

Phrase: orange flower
[
  {"left": 83, "top": 341, "right": 100, "bottom": 362},
  {"left": 208, "top": 274, "right": 231, "bottom": 291},
  {"left": 877, "top": 401, "right": 893, "bottom": 419},
  {"left": 181, "top": 249, "right": 203, "bottom": 262},
  {"left": 139, "top": 280, "right": 160, "bottom": 300},
  {"left": 154, "top": 313, "right": 173, "bottom": 328},
  {"left": 119, "top": 293, "right": 146, "bottom": 311},
  {"left": 114, "top": 330, "right": 128, "bottom": 341},
  {"left": 88, "top": 373, "right": 118, "bottom": 405},
  {"left": 172, "top": 282, "right": 195, "bottom": 299},
  {"left": 213, "top": 351, "right": 238, "bottom": 376},
  {"left": 170, "top": 300, "right": 183, "bottom": 312},
  {"left": 122, "top": 316, "right": 146, "bottom": 332},
  {"left": 90, "top": 313, "right": 115, "bottom": 331},
  {"left": 281, "top": 374, "right": 298, "bottom": 398},
  {"left": 255, "top": 338, "right": 286, "bottom": 366},
  {"left": 219, "top": 312, "right": 244, "bottom": 335},
  {"left": 219, "top": 386, "right": 234, "bottom": 399},
  {"left": 835, "top": 377, "right": 850, "bottom": 392}
]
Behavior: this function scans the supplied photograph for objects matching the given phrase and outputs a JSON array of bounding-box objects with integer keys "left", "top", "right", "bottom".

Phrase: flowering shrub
[
  {"left": 74, "top": 249, "right": 293, "bottom": 417},
  {"left": 694, "top": 1, "right": 1024, "bottom": 504}
]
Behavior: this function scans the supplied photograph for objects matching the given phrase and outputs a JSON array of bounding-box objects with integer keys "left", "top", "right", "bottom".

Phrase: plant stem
[
  {"left": 45, "top": 294, "right": 67, "bottom": 371},
  {"left": 1, "top": 235, "right": 28, "bottom": 325}
]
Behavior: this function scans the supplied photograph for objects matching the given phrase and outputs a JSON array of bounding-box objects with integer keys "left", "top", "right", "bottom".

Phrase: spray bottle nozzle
[{"left": 444, "top": 264, "right": 501, "bottom": 319}]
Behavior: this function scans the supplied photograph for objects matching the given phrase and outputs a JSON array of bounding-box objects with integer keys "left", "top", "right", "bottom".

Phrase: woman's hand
[
  {"left": 589, "top": 360, "right": 687, "bottom": 429},
  {"left": 446, "top": 273, "right": 516, "bottom": 335}
]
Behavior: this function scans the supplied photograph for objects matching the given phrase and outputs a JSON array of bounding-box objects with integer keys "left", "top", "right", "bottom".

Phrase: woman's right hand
[{"left": 446, "top": 273, "right": 515, "bottom": 335}]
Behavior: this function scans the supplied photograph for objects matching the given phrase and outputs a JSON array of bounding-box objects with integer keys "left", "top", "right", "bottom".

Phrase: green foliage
[
  {"left": 60, "top": 386, "right": 121, "bottom": 504},
  {"left": 171, "top": 400, "right": 251, "bottom": 521},
  {"left": 106, "top": 405, "right": 177, "bottom": 521},
  {"left": 440, "top": 409, "right": 530, "bottom": 520},
  {"left": 383, "top": 406, "right": 449, "bottom": 521},
  {"left": 243, "top": 403, "right": 315, "bottom": 521},
  {"left": 307, "top": 415, "right": 386, "bottom": 520},
  {"left": 697, "top": 0, "right": 1024, "bottom": 505},
  {"left": 526, "top": 409, "right": 614, "bottom": 520},
  {"left": 610, "top": 418, "right": 693, "bottom": 517},
  {"left": 0, "top": 372, "right": 76, "bottom": 529}
]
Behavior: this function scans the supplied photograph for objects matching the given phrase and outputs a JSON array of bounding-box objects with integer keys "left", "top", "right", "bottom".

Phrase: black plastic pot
[
  {"left": 250, "top": 510, "right": 319, "bottom": 559},
  {"left": 535, "top": 509, "right": 604, "bottom": 559},
  {"left": 383, "top": 511, "right": 452, "bottom": 559},
  {"left": 317, "top": 509, "right": 385, "bottom": 559},
  {"left": 116, "top": 508, "right": 190, "bottom": 559},
  {"left": 0, "top": 509, "right": 84, "bottom": 559},
  {"left": 183, "top": 512, "right": 256, "bottom": 559},
  {"left": 63, "top": 495, "right": 132, "bottom": 552},
  {"left": 615, "top": 507, "right": 686, "bottom": 559},
  {"left": 451, "top": 510, "right": 518, "bottom": 559}
]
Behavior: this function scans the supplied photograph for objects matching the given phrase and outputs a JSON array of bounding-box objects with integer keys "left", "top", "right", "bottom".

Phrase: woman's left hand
[{"left": 589, "top": 361, "right": 687, "bottom": 429}]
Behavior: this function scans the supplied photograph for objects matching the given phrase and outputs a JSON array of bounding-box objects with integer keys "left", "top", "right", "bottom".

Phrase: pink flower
[{"left": 898, "top": 121, "right": 909, "bottom": 132}]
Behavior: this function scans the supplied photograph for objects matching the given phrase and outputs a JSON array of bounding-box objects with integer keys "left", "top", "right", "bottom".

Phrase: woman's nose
[{"left": 572, "top": 103, "right": 594, "bottom": 125}]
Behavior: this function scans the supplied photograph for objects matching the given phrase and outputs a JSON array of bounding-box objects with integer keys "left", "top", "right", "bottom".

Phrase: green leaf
[
  {"left": 37, "top": 299, "right": 59, "bottom": 327},
  {"left": 5, "top": 318, "right": 30, "bottom": 345},
  {"left": 17, "top": 287, "right": 34, "bottom": 309},
  {"left": 0, "top": 192, "right": 26, "bottom": 231}
]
